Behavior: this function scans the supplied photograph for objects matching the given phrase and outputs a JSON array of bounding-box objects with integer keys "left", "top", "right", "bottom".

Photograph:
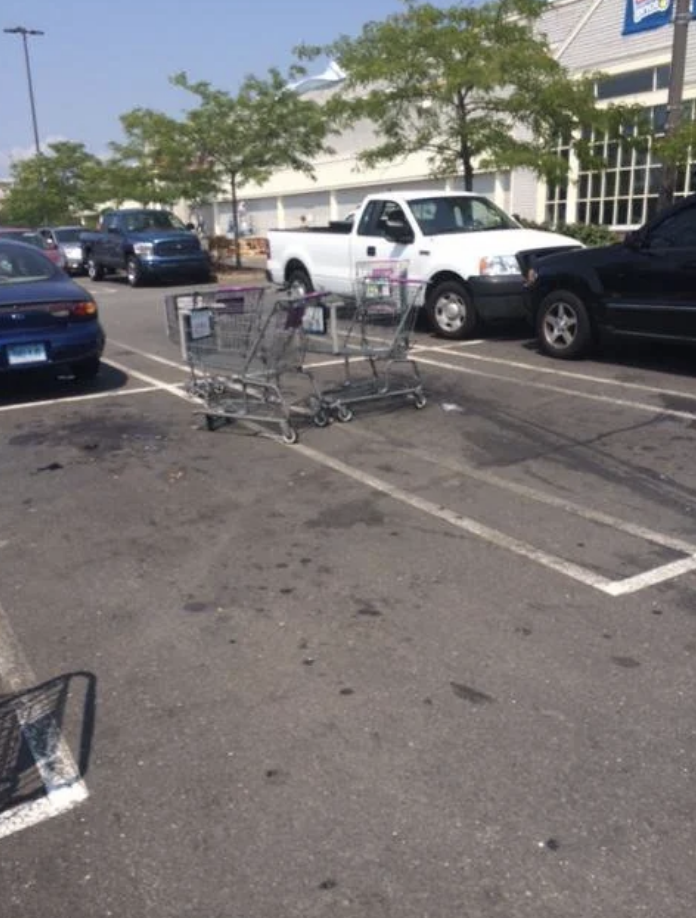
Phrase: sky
[{"left": 0, "top": 0, "right": 419, "bottom": 178}]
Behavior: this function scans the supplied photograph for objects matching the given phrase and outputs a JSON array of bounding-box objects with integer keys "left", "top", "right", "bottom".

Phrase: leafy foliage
[
  {"left": 104, "top": 108, "right": 217, "bottom": 208},
  {"left": 0, "top": 141, "right": 104, "bottom": 225},
  {"left": 296, "top": 0, "right": 641, "bottom": 190},
  {"left": 515, "top": 217, "right": 620, "bottom": 247},
  {"left": 171, "top": 69, "right": 333, "bottom": 266}
]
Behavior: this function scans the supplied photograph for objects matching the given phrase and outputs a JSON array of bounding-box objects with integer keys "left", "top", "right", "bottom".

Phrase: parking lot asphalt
[{"left": 1, "top": 276, "right": 695, "bottom": 918}]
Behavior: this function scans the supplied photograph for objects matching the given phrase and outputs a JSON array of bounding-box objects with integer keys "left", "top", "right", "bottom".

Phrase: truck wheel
[
  {"left": 537, "top": 290, "right": 592, "bottom": 359},
  {"left": 287, "top": 267, "right": 313, "bottom": 299},
  {"left": 87, "top": 257, "right": 104, "bottom": 281},
  {"left": 127, "top": 256, "right": 143, "bottom": 287},
  {"left": 426, "top": 280, "right": 477, "bottom": 339}
]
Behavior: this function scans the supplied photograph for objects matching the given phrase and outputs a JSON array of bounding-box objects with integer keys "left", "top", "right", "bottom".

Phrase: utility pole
[
  {"left": 3, "top": 26, "right": 45, "bottom": 221},
  {"left": 3, "top": 26, "right": 44, "bottom": 158},
  {"left": 657, "top": 0, "right": 691, "bottom": 211}
]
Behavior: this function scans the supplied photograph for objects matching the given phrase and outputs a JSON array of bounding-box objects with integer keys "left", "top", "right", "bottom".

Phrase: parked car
[
  {"left": 524, "top": 193, "right": 696, "bottom": 359},
  {"left": 81, "top": 208, "right": 212, "bottom": 287},
  {"left": 0, "top": 238, "right": 105, "bottom": 380},
  {"left": 39, "top": 225, "right": 87, "bottom": 275},
  {"left": 266, "top": 191, "right": 582, "bottom": 338},
  {"left": 0, "top": 227, "right": 66, "bottom": 270}
]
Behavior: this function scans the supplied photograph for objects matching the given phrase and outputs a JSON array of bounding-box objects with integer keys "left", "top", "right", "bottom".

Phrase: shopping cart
[
  {"left": 307, "top": 261, "right": 426, "bottom": 423},
  {"left": 164, "top": 287, "right": 324, "bottom": 443}
]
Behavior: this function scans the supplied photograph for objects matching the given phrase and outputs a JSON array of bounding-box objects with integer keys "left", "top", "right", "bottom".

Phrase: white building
[{"left": 202, "top": 0, "right": 695, "bottom": 236}]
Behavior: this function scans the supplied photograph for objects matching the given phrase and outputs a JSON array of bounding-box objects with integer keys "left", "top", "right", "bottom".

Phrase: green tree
[
  {"left": 296, "top": 0, "right": 636, "bottom": 191},
  {"left": 653, "top": 115, "right": 696, "bottom": 204},
  {"left": 1, "top": 141, "right": 103, "bottom": 225},
  {"left": 171, "top": 68, "right": 332, "bottom": 267},
  {"left": 106, "top": 108, "right": 217, "bottom": 208}
]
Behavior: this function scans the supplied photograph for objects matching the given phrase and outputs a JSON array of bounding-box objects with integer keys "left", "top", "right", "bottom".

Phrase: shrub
[{"left": 513, "top": 216, "right": 620, "bottom": 247}]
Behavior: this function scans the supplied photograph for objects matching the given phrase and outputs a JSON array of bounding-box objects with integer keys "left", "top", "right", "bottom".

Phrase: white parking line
[
  {"left": 100, "top": 349, "right": 696, "bottom": 596},
  {"left": 104, "top": 358, "right": 192, "bottom": 400},
  {"left": 414, "top": 354, "right": 696, "bottom": 422},
  {"left": 338, "top": 425, "right": 696, "bottom": 555},
  {"left": 0, "top": 601, "right": 88, "bottom": 839},
  {"left": 422, "top": 345, "right": 696, "bottom": 402},
  {"left": 0, "top": 384, "right": 156, "bottom": 414},
  {"left": 291, "top": 441, "right": 696, "bottom": 596}
]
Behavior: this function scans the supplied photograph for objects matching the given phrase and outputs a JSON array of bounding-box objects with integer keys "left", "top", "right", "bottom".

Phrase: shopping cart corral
[
  {"left": 305, "top": 262, "right": 427, "bottom": 425},
  {"left": 164, "top": 287, "right": 326, "bottom": 444}
]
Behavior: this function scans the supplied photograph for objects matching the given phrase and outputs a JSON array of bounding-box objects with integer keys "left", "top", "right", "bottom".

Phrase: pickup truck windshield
[
  {"left": 407, "top": 196, "right": 519, "bottom": 235},
  {"left": 121, "top": 211, "right": 187, "bottom": 233}
]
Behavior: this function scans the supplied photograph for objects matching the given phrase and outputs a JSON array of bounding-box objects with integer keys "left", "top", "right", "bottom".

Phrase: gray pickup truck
[{"left": 81, "top": 208, "right": 212, "bottom": 287}]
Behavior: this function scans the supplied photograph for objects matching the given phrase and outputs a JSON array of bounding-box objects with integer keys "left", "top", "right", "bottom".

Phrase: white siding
[
  {"left": 557, "top": 0, "right": 673, "bottom": 70},
  {"left": 244, "top": 199, "right": 279, "bottom": 235},
  {"left": 279, "top": 191, "right": 331, "bottom": 230},
  {"left": 509, "top": 169, "right": 539, "bottom": 221},
  {"left": 537, "top": 0, "right": 586, "bottom": 48}
]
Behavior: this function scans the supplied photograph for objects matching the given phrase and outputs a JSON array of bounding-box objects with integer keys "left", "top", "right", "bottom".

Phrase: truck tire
[
  {"left": 287, "top": 267, "right": 313, "bottom": 299},
  {"left": 126, "top": 256, "right": 143, "bottom": 288},
  {"left": 536, "top": 290, "right": 592, "bottom": 359},
  {"left": 426, "top": 280, "right": 477, "bottom": 339},
  {"left": 87, "top": 257, "right": 104, "bottom": 281}
]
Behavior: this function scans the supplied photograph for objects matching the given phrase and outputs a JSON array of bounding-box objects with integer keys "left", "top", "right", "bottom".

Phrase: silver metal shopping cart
[
  {"left": 307, "top": 261, "right": 426, "bottom": 424},
  {"left": 164, "top": 287, "right": 324, "bottom": 443}
]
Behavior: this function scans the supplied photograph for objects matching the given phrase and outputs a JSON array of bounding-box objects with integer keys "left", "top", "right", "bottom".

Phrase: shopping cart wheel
[
  {"left": 281, "top": 423, "right": 299, "bottom": 445},
  {"left": 414, "top": 392, "right": 427, "bottom": 410},
  {"left": 205, "top": 414, "right": 226, "bottom": 431},
  {"left": 312, "top": 409, "right": 331, "bottom": 428},
  {"left": 335, "top": 405, "right": 354, "bottom": 423}
]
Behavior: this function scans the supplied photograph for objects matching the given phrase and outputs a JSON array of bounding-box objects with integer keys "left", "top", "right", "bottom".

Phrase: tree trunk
[
  {"left": 230, "top": 174, "right": 241, "bottom": 270},
  {"left": 460, "top": 141, "right": 474, "bottom": 192}
]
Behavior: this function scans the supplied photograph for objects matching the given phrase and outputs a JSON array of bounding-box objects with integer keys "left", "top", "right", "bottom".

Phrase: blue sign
[{"left": 623, "top": 0, "right": 696, "bottom": 35}]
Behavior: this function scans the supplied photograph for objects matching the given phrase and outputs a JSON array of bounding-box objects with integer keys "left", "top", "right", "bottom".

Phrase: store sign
[{"left": 623, "top": 0, "right": 696, "bottom": 35}]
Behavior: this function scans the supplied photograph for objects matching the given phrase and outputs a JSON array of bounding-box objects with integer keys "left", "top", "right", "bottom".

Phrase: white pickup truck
[{"left": 266, "top": 191, "right": 582, "bottom": 338}]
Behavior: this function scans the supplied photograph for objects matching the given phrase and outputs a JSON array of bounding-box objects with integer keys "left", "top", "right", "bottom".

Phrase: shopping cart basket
[
  {"left": 165, "top": 288, "right": 323, "bottom": 443},
  {"left": 164, "top": 286, "right": 266, "bottom": 360},
  {"left": 307, "top": 261, "right": 426, "bottom": 422}
]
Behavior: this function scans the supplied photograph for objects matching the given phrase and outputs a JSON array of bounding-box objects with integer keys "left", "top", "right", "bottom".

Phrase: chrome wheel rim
[
  {"left": 434, "top": 293, "right": 466, "bottom": 333},
  {"left": 127, "top": 261, "right": 137, "bottom": 284},
  {"left": 542, "top": 301, "right": 578, "bottom": 350},
  {"left": 289, "top": 278, "right": 307, "bottom": 298}
]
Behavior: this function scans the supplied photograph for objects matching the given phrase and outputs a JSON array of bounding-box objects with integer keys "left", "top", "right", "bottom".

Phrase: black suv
[{"left": 525, "top": 193, "right": 696, "bottom": 359}]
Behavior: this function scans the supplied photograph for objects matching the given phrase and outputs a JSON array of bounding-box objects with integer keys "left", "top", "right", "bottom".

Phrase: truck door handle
[{"left": 367, "top": 246, "right": 376, "bottom": 256}]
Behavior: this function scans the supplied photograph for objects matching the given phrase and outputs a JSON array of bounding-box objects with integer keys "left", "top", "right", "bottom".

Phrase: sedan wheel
[{"left": 537, "top": 290, "right": 592, "bottom": 359}]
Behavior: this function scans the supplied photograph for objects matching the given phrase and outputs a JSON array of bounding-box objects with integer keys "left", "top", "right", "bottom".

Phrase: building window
[
  {"left": 569, "top": 100, "right": 696, "bottom": 229},
  {"left": 596, "top": 64, "right": 670, "bottom": 101},
  {"left": 545, "top": 141, "right": 570, "bottom": 226}
]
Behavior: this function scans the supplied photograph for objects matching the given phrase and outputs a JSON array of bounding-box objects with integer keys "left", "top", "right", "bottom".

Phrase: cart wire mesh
[
  {"left": 164, "top": 287, "right": 324, "bottom": 443},
  {"left": 305, "top": 261, "right": 427, "bottom": 420}
]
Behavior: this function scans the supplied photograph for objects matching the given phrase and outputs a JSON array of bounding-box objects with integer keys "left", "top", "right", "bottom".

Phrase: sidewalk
[{"left": 215, "top": 254, "right": 268, "bottom": 287}]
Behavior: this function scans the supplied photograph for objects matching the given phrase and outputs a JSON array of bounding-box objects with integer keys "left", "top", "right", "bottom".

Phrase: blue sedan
[{"left": 0, "top": 239, "right": 105, "bottom": 380}]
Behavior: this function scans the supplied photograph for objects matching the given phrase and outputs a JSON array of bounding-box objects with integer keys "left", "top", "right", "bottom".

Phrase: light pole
[
  {"left": 658, "top": 0, "right": 692, "bottom": 211},
  {"left": 4, "top": 26, "right": 44, "bottom": 158}
]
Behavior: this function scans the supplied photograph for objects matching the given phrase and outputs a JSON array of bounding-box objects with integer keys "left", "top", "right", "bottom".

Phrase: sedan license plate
[{"left": 7, "top": 343, "right": 48, "bottom": 366}]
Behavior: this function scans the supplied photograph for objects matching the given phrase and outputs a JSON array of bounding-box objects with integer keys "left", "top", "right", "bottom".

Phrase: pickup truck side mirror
[
  {"left": 185, "top": 222, "right": 196, "bottom": 231},
  {"left": 383, "top": 220, "right": 414, "bottom": 245}
]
